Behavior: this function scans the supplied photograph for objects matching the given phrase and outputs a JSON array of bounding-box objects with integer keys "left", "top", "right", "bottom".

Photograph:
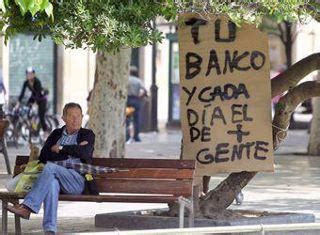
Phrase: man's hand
[
  {"left": 51, "top": 144, "right": 60, "bottom": 153},
  {"left": 79, "top": 141, "right": 88, "bottom": 146}
]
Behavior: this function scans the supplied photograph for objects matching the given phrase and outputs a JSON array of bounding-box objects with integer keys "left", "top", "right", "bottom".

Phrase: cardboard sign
[{"left": 179, "top": 14, "right": 274, "bottom": 176}]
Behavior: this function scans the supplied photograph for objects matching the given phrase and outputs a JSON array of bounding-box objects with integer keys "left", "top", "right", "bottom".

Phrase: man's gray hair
[{"left": 63, "top": 102, "right": 82, "bottom": 116}]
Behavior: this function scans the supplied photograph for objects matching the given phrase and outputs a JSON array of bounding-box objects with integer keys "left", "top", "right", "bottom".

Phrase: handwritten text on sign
[{"left": 179, "top": 15, "right": 274, "bottom": 176}]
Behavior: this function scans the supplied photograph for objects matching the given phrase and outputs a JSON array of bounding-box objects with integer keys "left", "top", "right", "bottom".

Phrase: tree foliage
[
  {"left": 0, "top": 0, "right": 318, "bottom": 52},
  {"left": 0, "top": 0, "right": 177, "bottom": 52},
  {"left": 177, "top": 0, "right": 319, "bottom": 24}
]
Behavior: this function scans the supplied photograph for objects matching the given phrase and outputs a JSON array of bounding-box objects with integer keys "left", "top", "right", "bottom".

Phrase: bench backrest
[{"left": 14, "top": 156, "right": 196, "bottom": 197}]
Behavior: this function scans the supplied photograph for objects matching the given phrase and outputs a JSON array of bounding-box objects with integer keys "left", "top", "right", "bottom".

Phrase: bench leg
[
  {"left": 12, "top": 199, "right": 21, "bottom": 235},
  {"left": 188, "top": 199, "right": 194, "bottom": 227},
  {"left": 178, "top": 199, "right": 185, "bottom": 228},
  {"left": 14, "top": 214, "right": 21, "bottom": 235},
  {"left": 178, "top": 196, "right": 194, "bottom": 228},
  {"left": 2, "top": 140, "right": 12, "bottom": 175},
  {"left": 2, "top": 200, "right": 8, "bottom": 235}
]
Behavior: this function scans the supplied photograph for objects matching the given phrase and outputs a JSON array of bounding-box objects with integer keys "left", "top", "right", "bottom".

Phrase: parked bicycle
[
  {"left": 5, "top": 104, "right": 59, "bottom": 146},
  {"left": 5, "top": 105, "right": 29, "bottom": 147}
]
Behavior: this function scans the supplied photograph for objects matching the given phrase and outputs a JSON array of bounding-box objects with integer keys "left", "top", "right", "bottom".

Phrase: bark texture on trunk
[
  {"left": 197, "top": 53, "right": 320, "bottom": 216},
  {"left": 88, "top": 49, "right": 131, "bottom": 158},
  {"left": 309, "top": 73, "right": 320, "bottom": 155},
  {"left": 274, "top": 81, "right": 320, "bottom": 149},
  {"left": 199, "top": 171, "right": 256, "bottom": 217},
  {"left": 278, "top": 21, "right": 293, "bottom": 69}
]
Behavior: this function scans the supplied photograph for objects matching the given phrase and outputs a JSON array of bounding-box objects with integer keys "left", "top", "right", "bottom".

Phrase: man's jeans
[{"left": 23, "top": 162, "right": 85, "bottom": 232}]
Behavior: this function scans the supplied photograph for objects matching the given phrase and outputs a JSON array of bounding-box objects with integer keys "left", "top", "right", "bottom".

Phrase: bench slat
[
  {"left": 58, "top": 194, "right": 179, "bottom": 203},
  {"left": 15, "top": 156, "right": 196, "bottom": 169},
  {"left": 14, "top": 156, "right": 196, "bottom": 177},
  {"left": 14, "top": 168, "right": 194, "bottom": 179},
  {"left": 99, "top": 168, "right": 194, "bottom": 179},
  {"left": 0, "top": 192, "right": 180, "bottom": 203},
  {"left": 15, "top": 155, "right": 195, "bottom": 169},
  {"left": 93, "top": 158, "right": 195, "bottom": 169},
  {"left": 96, "top": 179, "right": 193, "bottom": 196}
]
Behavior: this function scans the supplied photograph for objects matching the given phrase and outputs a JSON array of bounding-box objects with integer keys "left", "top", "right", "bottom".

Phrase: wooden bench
[{"left": 0, "top": 155, "right": 196, "bottom": 234}]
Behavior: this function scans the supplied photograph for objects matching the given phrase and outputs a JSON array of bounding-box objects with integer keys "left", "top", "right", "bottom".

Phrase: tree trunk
[
  {"left": 308, "top": 72, "right": 320, "bottom": 155},
  {"left": 284, "top": 21, "right": 292, "bottom": 68},
  {"left": 88, "top": 49, "right": 131, "bottom": 158}
]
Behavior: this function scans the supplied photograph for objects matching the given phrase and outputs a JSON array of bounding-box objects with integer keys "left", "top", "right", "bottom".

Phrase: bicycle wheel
[
  {"left": 46, "top": 115, "right": 59, "bottom": 130},
  {"left": 33, "top": 115, "right": 55, "bottom": 145},
  {"left": 44, "top": 115, "right": 53, "bottom": 132},
  {"left": 5, "top": 114, "right": 21, "bottom": 146},
  {"left": 20, "top": 120, "right": 31, "bottom": 142},
  {"left": 4, "top": 116, "right": 16, "bottom": 143}
]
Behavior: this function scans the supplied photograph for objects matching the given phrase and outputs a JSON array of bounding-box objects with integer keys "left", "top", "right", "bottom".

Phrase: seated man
[{"left": 7, "top": 102, "right": 95, "bottom": 235}]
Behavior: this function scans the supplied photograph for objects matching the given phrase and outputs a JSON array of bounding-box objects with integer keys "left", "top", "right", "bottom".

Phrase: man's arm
[
  {"left": 39, "top": 129, "right": 68, "bottom": 163},
  {"left": 59, "top": 130, "right": 95, "bottom": 162}
]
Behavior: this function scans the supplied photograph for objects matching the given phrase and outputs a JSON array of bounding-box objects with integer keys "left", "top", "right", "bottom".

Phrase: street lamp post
[{"left": 150, "top": 38, "right": 158, "bottom": 132}]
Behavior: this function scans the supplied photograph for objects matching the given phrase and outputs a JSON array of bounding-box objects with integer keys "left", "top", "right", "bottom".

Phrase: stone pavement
[{"left": 0, "top": 129, "right": 320, "bottom": 234}]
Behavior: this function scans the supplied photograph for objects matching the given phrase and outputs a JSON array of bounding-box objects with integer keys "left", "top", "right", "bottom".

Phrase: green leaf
[
  {"left": 0, "top": 21, "right": 4, "bottom": 30},
  {"left": 28, "top": 0, "right": 41, "bottom": 16},
  {"left": 0, "top": 0, "right": 6, "bottom": 12},
  {"left": 40, "top": 0, "right": 49, "bottom": 10},
  {"left": 45, "top": 2, "right": 53, "bottom": 18},
  {"left": 15, "top": 0, "right": 28, "bottom": 15}
]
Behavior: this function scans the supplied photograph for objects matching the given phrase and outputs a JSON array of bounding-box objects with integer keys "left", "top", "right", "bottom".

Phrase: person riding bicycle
[{"left": 15, "top": 67, "right": 49, "bottom": 138}]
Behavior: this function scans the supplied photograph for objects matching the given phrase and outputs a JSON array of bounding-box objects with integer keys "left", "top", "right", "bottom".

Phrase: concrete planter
[{"left": 95, "top": 209, "right": 315, "bottom": 230}]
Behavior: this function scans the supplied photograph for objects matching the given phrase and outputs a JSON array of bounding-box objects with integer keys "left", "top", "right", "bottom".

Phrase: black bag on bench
[{"left": 83, "top": 174, "right": 99, "bottom": 195}]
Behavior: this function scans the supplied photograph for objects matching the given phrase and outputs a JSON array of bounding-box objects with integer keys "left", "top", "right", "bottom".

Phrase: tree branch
[
  {"left": 271, "top": 53, "right": 320, "bottom": 98},
  {"left": 273, "top": 81, "right": 320, "bottom": 149},
  {"left": 277, "top": 23, "right": 286, "bottom": 44}
]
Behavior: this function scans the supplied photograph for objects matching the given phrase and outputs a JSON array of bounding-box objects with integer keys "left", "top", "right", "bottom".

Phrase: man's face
[
  {"left": 26, "top": 72, "right": 35, "bottom": 80},
  {"left": 63, "top": 107, "right": 83, "bottom": 133}
]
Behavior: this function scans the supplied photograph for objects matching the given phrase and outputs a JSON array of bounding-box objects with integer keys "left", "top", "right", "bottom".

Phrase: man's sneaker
[{"left": 126, "top": 138, "right": 134, "bottom": 144}]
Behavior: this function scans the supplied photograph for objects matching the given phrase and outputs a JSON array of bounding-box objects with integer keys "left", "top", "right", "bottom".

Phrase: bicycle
[
  {"left": 5, "top": 105, "right": 30, "bottom": 147},
  {"left": 5, "top": 104, "right": 59, "bottom": 146},
  {"left": 25, "top": 104, "right": 59, "bottom": 145}
]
